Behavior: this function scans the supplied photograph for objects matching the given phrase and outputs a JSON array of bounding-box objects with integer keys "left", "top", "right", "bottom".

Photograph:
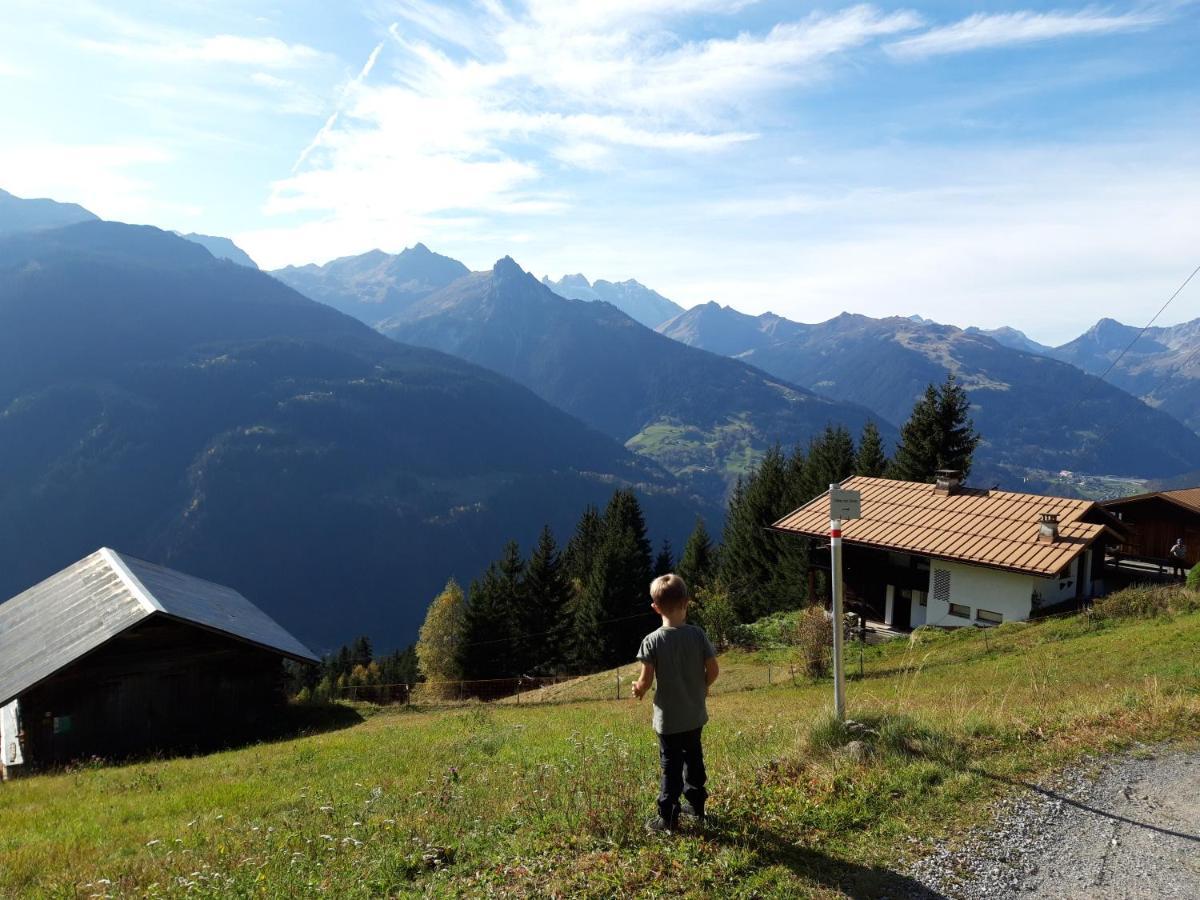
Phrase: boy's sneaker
[{"left": 644, "top": 815, "right": 676, "bottom": 835}]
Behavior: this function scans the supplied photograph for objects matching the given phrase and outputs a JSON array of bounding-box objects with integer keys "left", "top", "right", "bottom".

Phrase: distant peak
[
  {"left": 406, "top": 242, "right": 431, "bottom": 254},
  {"left": 492, "top": 255, "right": 526, "bottom": 277},
  {"left": 558, "top": 273, "right": 591, "bottom": 288}
]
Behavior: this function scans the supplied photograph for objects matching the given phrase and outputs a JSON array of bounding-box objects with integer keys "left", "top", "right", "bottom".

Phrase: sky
[{"left": 1, "top": 1, "right": 1197, "bottom": 344}]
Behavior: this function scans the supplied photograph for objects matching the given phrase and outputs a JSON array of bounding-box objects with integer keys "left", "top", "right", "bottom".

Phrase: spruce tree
[
  {"left": 889, "top": 383, "right": 941, "bottom": 481},
  {"left": 854, "top": 420, "right": 889, "bottom": 477},
  {"left": 350, "top": 635, "right": 373, "bottom": 669},
  {"left": 653, "top": 539, "right": 675, "bottom": 578},
  {"left": 458, "top": 562, "right": 516, "bottom": 681},
  {"left": 719, "top": 445, "right": 809, "bottom": 620},
  {"left": 523, "top": 525, "right": 571, "bottom": 673},
  {"left": 803, "top": 425, "right": 856, "bottom": 499},
  {"left": 890, "top": 375, "right": 980, "bottom": 481},
  {"left": 935, "top": 374, "right": 981, "bottom": 477},
  {"left": 563, "top": 504, "right": 602, "bottom": 590},
  {"left": 572, "top": 489, "right": 655, "bottom": 669},
  {"left": 678, "top": 517, "right": 716, "bottom": 591}
]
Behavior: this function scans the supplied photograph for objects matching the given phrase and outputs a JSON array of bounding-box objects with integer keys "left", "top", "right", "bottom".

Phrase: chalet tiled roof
[{"left": 771, "top": 476, "right": 1111, "bottom": 578}]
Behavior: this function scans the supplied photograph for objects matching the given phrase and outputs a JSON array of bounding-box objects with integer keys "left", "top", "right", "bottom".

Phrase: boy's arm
[
  {"left": 704, "top": 657, "right": 719, "bottom": 693},
  {"left": 632, "top": 662, "right": 654, "bottom": 699}
]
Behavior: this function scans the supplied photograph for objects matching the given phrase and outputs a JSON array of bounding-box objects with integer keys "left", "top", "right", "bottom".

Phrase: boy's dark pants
[{"left": 657, "top": 726, "right": 706, "bottom": 822}]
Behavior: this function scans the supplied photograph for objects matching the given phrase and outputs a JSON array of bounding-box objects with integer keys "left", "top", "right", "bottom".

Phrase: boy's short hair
[{"left": 650, "top": 573, "right": 689, "bottom": 609}]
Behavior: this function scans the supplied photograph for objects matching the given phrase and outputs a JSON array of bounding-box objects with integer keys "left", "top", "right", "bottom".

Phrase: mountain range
[
  {"left": 381, "top": 259, "right": 889, "bottom": 501},
  {"left": 272, "top": 244, "right": 470, "bottom": 328},
  {"left": 0, "top": 187, "right": 97, "bottom": 235},
  {"left": 658, "top": 303, "right": 1200, "bottom": 484},
  {"left": 0, "top": 219, "right": 705, "bottom": 650},
  {"left": 540, "top": 273, "right": 684, "bottom": 328}
]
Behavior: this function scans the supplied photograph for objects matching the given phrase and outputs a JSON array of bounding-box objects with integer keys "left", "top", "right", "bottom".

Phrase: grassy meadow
[{"left": 3, "top": 589, "right": 1199, "bottom": 898}]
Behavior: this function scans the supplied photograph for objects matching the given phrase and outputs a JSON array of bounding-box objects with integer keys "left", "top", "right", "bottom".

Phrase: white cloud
[
  {"left": 887, "top": 7, "right": 1162, "bottom": 59},
  {"left": 0, "top": 143, "right": 171, "bottom": 222},
  {"left": 252, "top": 2, "right": 922, "bottom": 264},
  {"left": 79, "top": 30, "right": 327, "bottom": 69}
]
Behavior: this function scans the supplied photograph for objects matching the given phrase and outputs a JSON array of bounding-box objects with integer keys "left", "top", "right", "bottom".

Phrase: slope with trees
[
  {"left": 658, "top": 304, "right": 1200, "bottom": 485},
  {"left": 381, "top": 257, "right": 892, "bottom": 503},
  {"left": 0, "top": 222, "right": 705, "bottom": 651}
]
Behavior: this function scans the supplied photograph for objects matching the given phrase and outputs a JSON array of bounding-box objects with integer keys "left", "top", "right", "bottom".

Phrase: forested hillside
[{"left": 0, "top": 222, "right": 706, "bottom": 650}]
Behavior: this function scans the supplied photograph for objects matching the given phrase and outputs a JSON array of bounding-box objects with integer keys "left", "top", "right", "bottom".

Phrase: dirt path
[{"left": 909, "top": 746, "right": 1200, "bottom": 899}]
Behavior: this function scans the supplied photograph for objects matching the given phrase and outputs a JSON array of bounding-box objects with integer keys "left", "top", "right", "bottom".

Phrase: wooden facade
[
  {"left": 18, "top": 618, "right": 288, "bottom": 765},
  {"left": 1103, "top": 493, "right": 1200, "bottom": 568},
  {"left": 0, "top": 548, "right": 317, "bottom": 774}
]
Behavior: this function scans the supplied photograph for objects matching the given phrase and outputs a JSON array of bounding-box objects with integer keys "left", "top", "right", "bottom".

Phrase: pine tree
[
  {"left": 458, "top": 564, "right": 514, "bottom": 681},
  {"left": 935, "top": 373, "right": 981, "bottom": 477},
  {"left": 350, "top": 635, "right": 373, "bottom": 669},
  {"left": 854, "top": 420, "right": 889, "bottom": 477},
  {"left": 563, "top": 504, "right": 603, "bottom": 590},
  {"left": 890, "top": 375, "right": 980, "bottom": 481},
  {"left": 571, "top": 489, "right": 655, "bottom": 670},
  {"left": 522, "top": 526, "right": 571, "bottom": 673},
  {"left": 653, "top": 539, "right": 675, "bottom": 578},
  {"left": 719, "top": 445, "right": 809, "bottom": 620},
  {"left": 889, "top": 383, "right": 941, "bottom": 482},
  {"left": 803, "top": 425, "right": 856, "bottom": 499},
  {"left": 416, "top": 579, "right": 466, "bottom": 683},
  {"left": 678, "top": 517, "right": 716, "bottom": 591}
]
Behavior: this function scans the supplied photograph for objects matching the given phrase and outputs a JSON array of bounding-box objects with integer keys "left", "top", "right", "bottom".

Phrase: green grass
[{"left": 3, "top": 601, "right": 1200, "bottom": 898}]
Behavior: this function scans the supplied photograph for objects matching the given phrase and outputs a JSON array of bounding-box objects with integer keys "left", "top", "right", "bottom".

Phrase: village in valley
[{"left": 2, "top": 1, "right": 1200, "bottom": 897}]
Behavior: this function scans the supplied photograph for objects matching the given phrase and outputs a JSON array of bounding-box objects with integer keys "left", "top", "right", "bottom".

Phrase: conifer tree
[
  {"left": 523, "top": 525, "right": 570, "bottom": 673},
  {"left": 803, "top": 425, "right": 856, "bottom": 499},
  {"left": 719, "top": 445, "right": 809, "bottom": 620},
  {"left": 678, "top": 517, "right": 716, "bottom": 590},
  {"left": 350, "top": 635, "right": 373, "bottom": 669},
  {"left": 653, "top": 539, "right": 675, "bottom": 578},
  {"left": 571, "top": 489, "right": 655, "bottom": 669},
  {"left": 890, "top": 375, "right": 980, "bottom": 481},
  {"left": 416, "top": 579, "right": 466, "bottom": 684},
  {"left": 854, "top": 420, "right": 889, "bottom": 477},
  {"left": 563, "top": 504, "right": 602, "bottom": 590},
  {"left": 458, "top": 561, "right": 517, "bottom": 681}
]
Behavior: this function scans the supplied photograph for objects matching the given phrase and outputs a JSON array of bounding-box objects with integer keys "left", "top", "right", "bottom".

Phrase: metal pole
[{"left": 830, "top": 507, "right": 846, "bottom": 720}]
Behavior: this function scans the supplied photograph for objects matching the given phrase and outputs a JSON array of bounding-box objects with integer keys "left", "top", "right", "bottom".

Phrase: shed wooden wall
[
  {"left": 18, "top": 618, "right": 287, "bottom": 765},
  {"left": 1112, "top": 499, "right": 1200, "bottom": 566}
]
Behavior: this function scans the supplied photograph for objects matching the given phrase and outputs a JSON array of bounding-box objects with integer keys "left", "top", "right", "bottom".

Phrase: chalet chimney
[
  {"left": 1038, "top": 512, "right": 1060, "bottom": 543},
  {"left": 934, "top": 469, "right": 962, "bottom": 496}
]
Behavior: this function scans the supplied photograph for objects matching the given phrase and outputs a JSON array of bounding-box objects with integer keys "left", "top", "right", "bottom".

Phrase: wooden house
[
  {"left": 770, "top": 474, "right": 1123, "bottom": 630},
  {"left": 0, "top": 548, "right": 317, "bottom": 776},
  {"left": 1102, "top": 488, "right": 1200, "bottom": 569}
]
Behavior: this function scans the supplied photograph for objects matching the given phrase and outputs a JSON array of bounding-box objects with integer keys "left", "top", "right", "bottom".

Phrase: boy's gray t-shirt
[{"left": 636, "top": 624, "right": 717, "bottom": 735}]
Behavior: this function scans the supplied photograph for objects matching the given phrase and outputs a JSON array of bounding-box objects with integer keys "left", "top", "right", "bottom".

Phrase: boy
[
  {"left": 632, "top": 573, "right": 720, "bottom": 833},
  {"left": 1169, "top": 538, "right": 1187, "bottom": 580}
]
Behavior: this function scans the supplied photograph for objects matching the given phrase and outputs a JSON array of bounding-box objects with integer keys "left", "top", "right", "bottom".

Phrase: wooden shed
[
  {"left": 1102, "top": 488, "right": 1200, "bottom": 569},
  {"left": 0, "top": 548, "right": 317, "bottom": 776}
]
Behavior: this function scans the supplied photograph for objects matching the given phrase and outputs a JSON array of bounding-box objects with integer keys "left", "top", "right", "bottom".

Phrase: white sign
[{"left": 830, "top": 488, "right": 862, "bottom": 520}]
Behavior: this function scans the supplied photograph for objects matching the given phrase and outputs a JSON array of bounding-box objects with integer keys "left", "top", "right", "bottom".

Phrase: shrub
[
  {"left": 689, "top": 581, "right": 741, "bottom": 649},
  {"left": 795, "top": 604, "right": 833, "bottom": 678},
  {"left": 1092, "top": 584, "right": 1200, "bottom": 620},
  {"left": 1188, "top": 563, "right": 1199, "bottom": 592}
]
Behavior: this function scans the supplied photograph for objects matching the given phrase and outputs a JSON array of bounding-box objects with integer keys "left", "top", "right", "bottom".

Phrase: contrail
[{"left": 291, "top": 41, "right": 384, "bottom": 173}]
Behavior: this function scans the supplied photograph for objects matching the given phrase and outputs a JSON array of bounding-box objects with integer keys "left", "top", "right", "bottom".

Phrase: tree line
[
  {"left": 289, "top": 635, "right": 420, "bottom": 701},
  {"left": 415, "top": 374, "right": 979, "bottom": 687}
]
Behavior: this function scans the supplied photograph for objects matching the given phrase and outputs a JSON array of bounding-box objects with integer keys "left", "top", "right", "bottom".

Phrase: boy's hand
[{"left": 631, "top": 661, "right": 654, "bottom": 700}]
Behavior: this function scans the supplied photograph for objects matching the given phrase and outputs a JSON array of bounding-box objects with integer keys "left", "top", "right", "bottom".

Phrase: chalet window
[
  {"left": 976, "top": 608, "right": 1003, "bottom": 625},
  {"left": 931, "top": 568, "right": 951, "bottom": 603},
  {"left": 948, "top": 602, "right": 970, "bottom": 618}
]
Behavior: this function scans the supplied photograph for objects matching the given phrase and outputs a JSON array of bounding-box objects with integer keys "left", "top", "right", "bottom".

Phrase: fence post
[
  {"left": 768, "top": 665, "right": 772, "bottom": 686},
  {"left": 790, "top": 664, "right": 796, "bottom": 686},
  {"left": 616, "top": 675, "right": 621, "bottom": 700}
]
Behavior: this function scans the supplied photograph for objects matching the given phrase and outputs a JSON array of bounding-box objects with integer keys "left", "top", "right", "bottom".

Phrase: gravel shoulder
[{"left": 908, "top": 745, "right": 1200, "bottom": 899}]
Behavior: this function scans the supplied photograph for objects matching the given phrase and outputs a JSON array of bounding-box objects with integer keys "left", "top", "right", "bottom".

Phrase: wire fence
[{"left": 320, "top": 591, "right": 1191, "bottom": 712}]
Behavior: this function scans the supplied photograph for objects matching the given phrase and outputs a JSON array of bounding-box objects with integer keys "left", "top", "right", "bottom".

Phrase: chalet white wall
[{"left": 926, "top": 559, "right": 1033, "bottom": 627}]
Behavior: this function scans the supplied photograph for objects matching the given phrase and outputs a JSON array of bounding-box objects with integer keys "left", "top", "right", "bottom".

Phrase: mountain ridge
[{"left": 541, "top": 272, "right": 685, "bottom": 328}]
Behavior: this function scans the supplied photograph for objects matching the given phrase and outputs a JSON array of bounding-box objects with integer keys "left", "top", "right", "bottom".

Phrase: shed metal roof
[
  {"left": 770, "top": 476, "right": 1112, "bottom": 578},
  {"left": 0, "top": 548, "right": 317, "bottom": 707},
  {"left": 1102, "top": 487, "right": 1200, "bottom": 516}
]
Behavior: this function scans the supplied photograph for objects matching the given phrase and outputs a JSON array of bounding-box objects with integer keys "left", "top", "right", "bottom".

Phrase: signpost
[{"left": 829, "top": 483, "right": 861, "bottom": 721}]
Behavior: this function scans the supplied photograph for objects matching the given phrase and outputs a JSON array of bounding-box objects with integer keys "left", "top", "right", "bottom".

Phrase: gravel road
[{"left": 907, "top": 746, "right": 1200, "bottom": 899}]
